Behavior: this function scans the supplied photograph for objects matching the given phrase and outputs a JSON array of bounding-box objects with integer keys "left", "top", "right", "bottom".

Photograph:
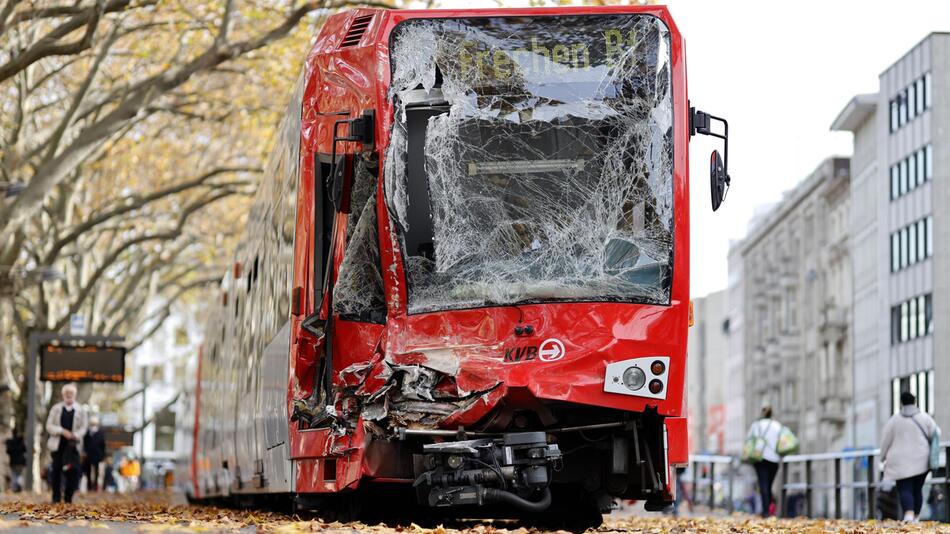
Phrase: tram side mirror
[
  {"left": 690, "top": 106, "right": 731, "bottom": 212},
  {"left": 710, "top": 150, "right": 728, "bottom": 212}
]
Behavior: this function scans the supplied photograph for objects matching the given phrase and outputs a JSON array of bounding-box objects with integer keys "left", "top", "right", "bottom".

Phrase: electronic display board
[{"left": 39, "top": 344, "right": 126, "bottom": 383}]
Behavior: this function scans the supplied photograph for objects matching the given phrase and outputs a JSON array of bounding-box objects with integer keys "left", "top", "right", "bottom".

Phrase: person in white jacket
[
  {"left": 45, "top": 383, "right": 88, "bottom": 503},
  {"left": 880, "top": 391, "right": 939, "bottom": 522},
  {"left": 746, "top": 405, "right": 783, "bottom": 516}
]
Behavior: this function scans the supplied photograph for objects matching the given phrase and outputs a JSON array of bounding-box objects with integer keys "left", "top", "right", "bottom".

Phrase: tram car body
[{"left": 177, "top": 5, "right": 722, "bottom": 525}]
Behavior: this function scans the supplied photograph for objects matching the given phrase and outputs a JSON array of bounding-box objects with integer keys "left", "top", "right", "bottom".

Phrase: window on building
[
  {"left": 925, "top": 294, "right": 934, "bottom": 334},
  {"left": 909, "top": 153, "right": 918, "bottom": 187},
  {"left": 900, "top": 302, "right": 908, "bottom": 342},
  {"left": 928, "top": 370, "right": 935, "bottom": 412},
  {"left": 909, "top": 297, "right": 918, "bottom": 339},
  {"left": 897, "top": 89, "right": 907, "bottom": 126},
  {"left": 892, "top": 378, "right": 901, "bottom": 415},
  {"left": 891, "top": 75, "right": 931, "bottom": 134},
  {"left": 154, "top": 406, "right": 176, "bottom": 452},
  {"left": 890, "top": 165, "right": 899, "bottom": 199},
  {"left": 891, "top": 306, "right": 900, "bottom": 345},
  {"left": 908, "top": 84, "right": 917, "bottom": 119},
  {"left": 892, "top": 293, "right": 933, "bottom": 345},
  {"left": 908, "top": 223, "right": 917, "bottom": 266},
  {"left": 900, "top": 227, "right": 909, "bottom": 268},
  {"left": 926, "top": 215, "right": 933, "bottom": 257},
  {"left": 898, "top": 159, "right": 910, "bottom": 196},
  {"left": 924, "top": 144, "right": 933, "bottom": 180},
  {"left": 917, "top": 219, "right": 926, "bottom": 262},
  {"left": 891, "top": 233, "right": 899, "bottom": 272},
  {"left": 890, "top": 99, "right": 898, "bottom": 132},
  {"left": 923, "top": 72, "right": 932, "bottom": 109},
  {"left": 891, "top": 372, "right": 935, "bottom": 415},
  {"left": 917, "top": 148, "right": 926, "bottom": 184}
]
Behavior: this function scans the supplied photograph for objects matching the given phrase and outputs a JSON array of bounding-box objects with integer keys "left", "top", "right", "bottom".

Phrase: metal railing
[{"left": 690, "top": 441, "right": 950, "bottom": 521}]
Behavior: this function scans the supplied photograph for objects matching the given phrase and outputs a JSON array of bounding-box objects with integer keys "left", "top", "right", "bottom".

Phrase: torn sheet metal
[{"left": 385, "top": 15, "right": 674, "bottom": 315}]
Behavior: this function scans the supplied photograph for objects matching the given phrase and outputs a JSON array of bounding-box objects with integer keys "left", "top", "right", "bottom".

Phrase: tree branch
[
  {"left": 43, "top": 166, "right": 260, "bottom": 264},
  {"left": 0, "top": 0, "right": 107, "bottom": 84}
]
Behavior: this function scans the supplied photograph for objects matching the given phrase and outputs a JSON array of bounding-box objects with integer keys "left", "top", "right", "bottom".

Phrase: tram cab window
[{"left": 333, "top": 155, "right": 386, "bottom": 323}]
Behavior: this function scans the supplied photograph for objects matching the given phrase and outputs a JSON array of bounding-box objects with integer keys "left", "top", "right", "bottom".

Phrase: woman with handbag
[
  {"left": 743, "top": 405, "right": 798, "bottom": 517},
  {"left": 880, "top": 392, "right": 941, "bottom": 522}
]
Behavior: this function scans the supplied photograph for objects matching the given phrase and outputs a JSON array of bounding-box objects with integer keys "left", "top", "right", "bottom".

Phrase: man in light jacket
[
  {"left": 45, "top": 383, "right": 88, "bottom": 503},
  {"left": 880, "top": 391, "right": 939, "bottom": 522}
]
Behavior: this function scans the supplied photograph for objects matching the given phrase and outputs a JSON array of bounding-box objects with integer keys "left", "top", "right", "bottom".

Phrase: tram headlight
[{"left": 622, "top": 366, "right": 646, "bottom": 391}]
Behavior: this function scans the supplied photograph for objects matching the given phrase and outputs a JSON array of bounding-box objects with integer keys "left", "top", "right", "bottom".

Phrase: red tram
[{"left": 176, "top": 5, "right": 730, "bottom": 527}]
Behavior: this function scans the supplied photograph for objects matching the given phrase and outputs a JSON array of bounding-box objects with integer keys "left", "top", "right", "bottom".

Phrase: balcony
[{"left": 819, "top": 305, "right": 847, "bottom": 343}]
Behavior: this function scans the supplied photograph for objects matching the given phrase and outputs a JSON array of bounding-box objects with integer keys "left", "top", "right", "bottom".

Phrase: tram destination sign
[{"left": 39, "top": 342, "right": 126, "bottom": 383}]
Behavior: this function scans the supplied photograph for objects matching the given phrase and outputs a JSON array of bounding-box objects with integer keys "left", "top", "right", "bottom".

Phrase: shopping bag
[
  {"left": 741, "top": 434, "right": 766, "bottom": 463},
  {"left": 929, "top": 427, "right": 941, "bottom": 471},
  {"left": 776, "top": 426, "right": 800, "bottom": 456}
]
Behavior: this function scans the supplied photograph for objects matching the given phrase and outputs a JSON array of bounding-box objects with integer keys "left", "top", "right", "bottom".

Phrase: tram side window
[
  {"left": 334, "top": 156, "right": 386, "bottom": 323},
  {"left": 313, "top": 156, "right": 339, "bottom": 307}
]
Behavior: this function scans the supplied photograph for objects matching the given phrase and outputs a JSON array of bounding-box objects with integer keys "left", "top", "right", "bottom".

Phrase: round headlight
[
  {"left": 622, "top": 366, "right": 646, "bottom": 391},
  {"left": 649, "top": 379, "right": 664, "bottom": 394},
  {"left": 650, "top": 360, "right": 666, "bottom": 375}
]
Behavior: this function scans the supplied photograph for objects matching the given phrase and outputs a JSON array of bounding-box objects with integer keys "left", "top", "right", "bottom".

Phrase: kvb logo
[
  {"left": 538, "top": 338, "right": 565, "bottom": 362},
  {"left": 502, "top": 338, "right": 566, "bottom": 363}
]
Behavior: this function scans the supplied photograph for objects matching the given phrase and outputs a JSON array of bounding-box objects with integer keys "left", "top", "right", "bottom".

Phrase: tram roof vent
[{"left": 341, "top": 15, "right": 374, "bottom": 48}]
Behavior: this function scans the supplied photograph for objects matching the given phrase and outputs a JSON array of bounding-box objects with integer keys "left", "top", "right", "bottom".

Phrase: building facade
[
  {"left": 731, "top": 157, "right": 853, "bottom": 457},
  {"left": 686, "top": 289, "right": 730, "bottom": 453},
  {"left": 832, "top": 32, "right": 949, "bottom": 446}
]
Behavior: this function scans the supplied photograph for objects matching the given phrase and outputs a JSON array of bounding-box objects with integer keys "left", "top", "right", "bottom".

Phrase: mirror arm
[{"left": 690, "top": 107, "right": 731, "bottom": 183}]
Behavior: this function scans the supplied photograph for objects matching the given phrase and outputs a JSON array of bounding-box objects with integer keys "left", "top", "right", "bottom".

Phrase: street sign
[
  {"left": 39, "top": 343, "right": 125, "bottom": 382},
  {"left": 70, "top": 314, "right": 86, "bottom": 335}
]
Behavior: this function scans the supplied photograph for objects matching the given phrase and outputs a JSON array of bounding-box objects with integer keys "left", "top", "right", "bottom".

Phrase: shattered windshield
[{"left": 385, "top": 15, "right": 674, "bottom": 314}]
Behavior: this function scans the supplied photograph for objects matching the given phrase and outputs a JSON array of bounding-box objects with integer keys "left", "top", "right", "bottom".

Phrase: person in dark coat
[
  {"left": 82, "top": 417, "right": 106, "bottom": 491},
  {"left": 4, "top": 429, "right": 26, "bottom": 492}
]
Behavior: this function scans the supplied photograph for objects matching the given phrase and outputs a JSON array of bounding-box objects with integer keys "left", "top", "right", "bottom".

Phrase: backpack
[{"left": 908, "top": 414, "right": 941, "bottom": 471}]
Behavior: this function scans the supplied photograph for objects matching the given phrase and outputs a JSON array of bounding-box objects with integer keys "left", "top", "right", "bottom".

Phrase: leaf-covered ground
[{"left": 1, "top": 493, "right": 948, "bottom": 533}]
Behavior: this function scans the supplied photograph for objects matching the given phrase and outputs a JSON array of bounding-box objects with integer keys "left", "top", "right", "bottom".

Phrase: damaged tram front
[{"left": 185, "top": 5, "right": 731, "bottom": 529}]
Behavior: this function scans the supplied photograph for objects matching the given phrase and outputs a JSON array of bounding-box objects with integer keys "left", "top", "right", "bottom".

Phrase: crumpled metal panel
[{"left": 384, "top": 15, "right": 674, "bottom": 315}]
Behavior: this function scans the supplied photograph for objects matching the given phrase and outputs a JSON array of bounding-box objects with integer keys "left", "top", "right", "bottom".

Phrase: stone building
[{"left": 730, "top": 157, "right": 853, "bottom": 456}]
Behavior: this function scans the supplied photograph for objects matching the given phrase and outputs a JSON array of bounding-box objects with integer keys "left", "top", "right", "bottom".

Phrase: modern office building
[{"left": 832, "top": 32, "right": 948, "bottom": 446}]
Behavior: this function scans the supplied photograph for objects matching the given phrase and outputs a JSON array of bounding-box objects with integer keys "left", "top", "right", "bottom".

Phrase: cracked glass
[
  {"left": 333, "top": 155, "right": 386, "bottom": 323},
  {"left": 386, "top": 15, "right": 674, "bottom": 314}
]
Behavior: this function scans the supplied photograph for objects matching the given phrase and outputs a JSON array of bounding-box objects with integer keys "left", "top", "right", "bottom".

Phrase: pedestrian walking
[
  {"left": 45, "top": 383, "right": 88, "bottom": 503},
  {"left": 880, "top": 392, "right": 941, "bottom": 522},
  {"left": 4, "top": 429, "right": 26, "bottom": 492},
  {"left": 82, "top": 417, "right": 106, "bottom": 491},
  {"left": 742, "top": 405, "right": 799, "bottom": 517}
]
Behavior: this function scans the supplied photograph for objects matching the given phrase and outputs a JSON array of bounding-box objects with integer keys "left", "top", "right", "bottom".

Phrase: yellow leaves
[{"left": 2, "top": 491, "right": 949, "bottom": 534}]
